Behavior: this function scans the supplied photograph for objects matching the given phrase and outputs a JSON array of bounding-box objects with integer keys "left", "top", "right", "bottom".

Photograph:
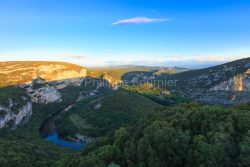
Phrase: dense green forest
[
  {"left": 61, "top": 103, "right": 250, "bottom": 167},
  {"left": 55, "top": 89, "right": 162, "bottom": 138},
  {"left": 2, "top": 101, "right": 250, "bottom": 166}
]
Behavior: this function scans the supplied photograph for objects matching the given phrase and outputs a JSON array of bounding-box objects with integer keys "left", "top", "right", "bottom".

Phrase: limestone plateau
[{"left": 0, "top": 61, "right": 87, "bottom": 87}]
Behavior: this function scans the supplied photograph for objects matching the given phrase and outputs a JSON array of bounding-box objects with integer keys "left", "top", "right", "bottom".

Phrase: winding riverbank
[
  {"left": 39, "top": 101, "right": 86, "bottom": 150},
  {"left": 39, "top": 89, "right": 102, "bottom": 150}
]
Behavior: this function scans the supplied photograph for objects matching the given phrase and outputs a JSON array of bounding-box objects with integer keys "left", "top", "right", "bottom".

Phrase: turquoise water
[{"left": 46, "top": 131, "right": 84, "bottom": 151}]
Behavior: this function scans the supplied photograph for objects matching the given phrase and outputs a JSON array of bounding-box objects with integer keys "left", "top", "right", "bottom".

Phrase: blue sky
[{"left": 0, "top": 0, "right": 250, "bottom": 67}]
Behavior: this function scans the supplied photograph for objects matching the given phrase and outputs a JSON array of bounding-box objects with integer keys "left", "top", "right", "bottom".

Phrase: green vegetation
[
  {"left": 87, "top": 67, "right": 151, "bottom": 86},
  {"left": 124, "top": 83, "right": 189, "bottom": 105},
  {"left": 0, "top": 137, "right": 73, "bottom": 167},
  {"left": 0, "top": 87, "right": 28, "bottom": 105},
  {"left": 124, "top": 83, "right": 169, "bottom": 96},
  {"left": 88, "top": 68, "right": 141, "bottom": 80},
  {"left": 62, "top": 103, "right": 250, "bottom": 167},
  {"left": 55, "top": 89, "right": 162, "bottom": 138}
]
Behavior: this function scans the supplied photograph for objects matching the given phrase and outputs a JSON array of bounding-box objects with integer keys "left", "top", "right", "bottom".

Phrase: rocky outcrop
[
  {"left": 0, "top": 99, "right": 32, "bottom": 128},
  {"left": 36, "top": 64, "right": 87, "bottom": 83},
  {"left": 94, "top": 102, "right": 102, "bottom": 110},
  {"left": 75, "top": 133, "right": 96, "bottom": 144},
  {"left": 37, "top": 64, "right": 87, "bottom": 83},
  {"left": 196, "top": 70, "right": 250, "bottom": 105},
  {"left": 27, "top": 86, "right": 62, "bottom": 104},
  {"left": 210, "top": 73, "right": 250, "bottom": 92},
  {"left": 14, "top": 102, "right": 32, "bottom": 127},
  {"left": 21, "top": 75, "right": 88, "bottom": 104}
]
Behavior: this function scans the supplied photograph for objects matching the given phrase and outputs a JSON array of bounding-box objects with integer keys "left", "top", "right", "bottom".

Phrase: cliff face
[
  {"left": 38, "top": 64, "right": 87, "bottom": 81},
  {"left": 0, "top": 98, "right": 32, "bottom": 129},
  {"left": 172, "top": 58, "right": 250, "bottom": 105},
  {"left": 0, "top": 61, "right": 87, "bottom": 87},
  {"left": 210, "top": 73, "right": 249, "bottom": 92},
  {"left": 195, "top": 70, "right": 250, "bottom": 105},
  {"left": 26, "top": 85, "right": 62, "bottom": 104}
]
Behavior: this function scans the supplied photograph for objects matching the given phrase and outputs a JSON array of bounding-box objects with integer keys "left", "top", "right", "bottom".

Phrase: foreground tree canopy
[
  {"left": 61, "top": 103, "right": 250, "bottom": 167},
  {"left": 1, "top": 91, "right": 250, "bottom": 167}
]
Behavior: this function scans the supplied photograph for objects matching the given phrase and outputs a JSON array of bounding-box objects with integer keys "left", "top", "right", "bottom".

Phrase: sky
[{"left": 0, "top": 0, "right": 250, "bottom": 67}]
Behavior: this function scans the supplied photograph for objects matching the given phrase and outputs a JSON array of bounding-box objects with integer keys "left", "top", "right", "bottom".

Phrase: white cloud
[{"left": 112, "top": 17, "right": 170, "bottom": 25}]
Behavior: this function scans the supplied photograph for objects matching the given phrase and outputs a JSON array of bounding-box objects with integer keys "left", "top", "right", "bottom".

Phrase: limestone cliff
[
  {"left": 210, "top": 73, "right": 250, "bottom": 92},
  {"left": 0, "top": 98, "right": 32, "bottom": 128},
  {"left": 26, "top": 85, "right": 62, "bottom": 104}
]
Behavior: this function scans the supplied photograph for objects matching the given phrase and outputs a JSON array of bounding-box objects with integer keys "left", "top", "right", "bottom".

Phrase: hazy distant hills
[
  {"left": 161, "top": 60, "right": 227, "bottom": 69},
  {"left": 102, "top": 65, "right": 191, "bottom": 72}
]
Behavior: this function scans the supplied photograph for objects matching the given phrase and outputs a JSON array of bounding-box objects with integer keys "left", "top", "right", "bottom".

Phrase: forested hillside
[{"left": 62, "top": 103, "right": 250, "bottom": 167}]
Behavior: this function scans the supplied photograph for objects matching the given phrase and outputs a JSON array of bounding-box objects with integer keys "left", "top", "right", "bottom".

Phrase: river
[{"left": 45, "top": 130, "right": 85, "bottom": 150}]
